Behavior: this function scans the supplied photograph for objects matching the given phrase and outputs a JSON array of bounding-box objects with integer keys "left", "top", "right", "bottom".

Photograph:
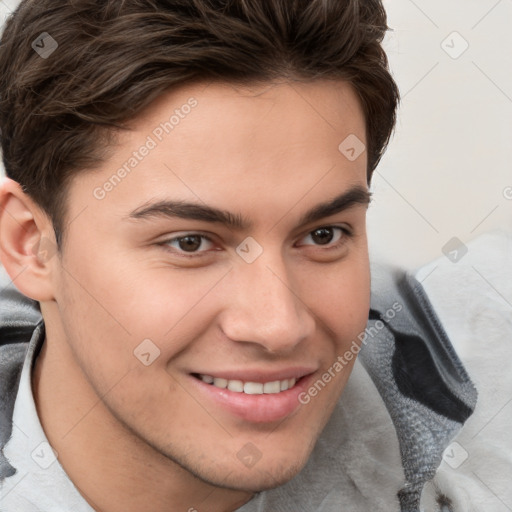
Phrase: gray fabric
[
  {"left": 361, "top": 264, "right": 478, "bottom": 511},
  {"left": 0, "top": 342, "right": 25, "bottom": 480},
  {"left": 0, "top": 266, "right": 42, "bottom": 480}
]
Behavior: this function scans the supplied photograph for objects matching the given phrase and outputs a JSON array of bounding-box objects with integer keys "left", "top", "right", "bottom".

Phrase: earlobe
[{"left": 0, "top": 178, "right": 57, "bottom": 301}]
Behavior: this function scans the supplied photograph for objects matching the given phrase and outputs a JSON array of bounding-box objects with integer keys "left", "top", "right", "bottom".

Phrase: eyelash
[{"left": 159, "top": 226, "right": 353, "bottom": 258}]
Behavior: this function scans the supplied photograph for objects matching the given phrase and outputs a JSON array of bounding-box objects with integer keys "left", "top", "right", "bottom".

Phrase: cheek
[
  {"left": 305, "top": 251, "right": 371, "bottom": 347},
  {"left": 342, "top": 261, "right": 371, "bottom": 339},
  {"left": 59, "top": 239, "right": 203, "bottom": 335},
  {"left": 55, "top": 250, "right": 226, "bottom": 385}
]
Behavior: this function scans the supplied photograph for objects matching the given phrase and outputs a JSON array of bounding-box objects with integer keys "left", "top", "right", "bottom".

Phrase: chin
[
  {"left": 185, "top": 438, "right": 316, "bottom": 494},
  {"left": 208, "top": 458, "right": 308, "bottom": 493}
]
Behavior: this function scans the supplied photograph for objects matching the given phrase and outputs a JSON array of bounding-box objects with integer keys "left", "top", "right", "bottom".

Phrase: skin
[{"left": 0, "top": 79, "right": 371, "bottom": 512}]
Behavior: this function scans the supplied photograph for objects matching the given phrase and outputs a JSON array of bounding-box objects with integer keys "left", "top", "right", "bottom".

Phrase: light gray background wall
[
  {"left": 370, "top": 0, "right": 512, "bottom": 270},
  {"left": 1, "top": 0, "right": 511, "bottom": 270}
]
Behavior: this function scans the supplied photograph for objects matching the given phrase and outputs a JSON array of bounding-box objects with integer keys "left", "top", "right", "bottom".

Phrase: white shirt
[{"left": 1, "top": 324, "right": 96, "bottom": 512}]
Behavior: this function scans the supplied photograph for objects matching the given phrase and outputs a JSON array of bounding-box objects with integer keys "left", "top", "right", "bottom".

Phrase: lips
[{"left": 189, "top": 368, "right": 317, "bottom": 423}]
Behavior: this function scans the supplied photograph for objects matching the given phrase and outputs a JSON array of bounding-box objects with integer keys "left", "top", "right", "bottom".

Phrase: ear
[{"left": 0, "top": 177, "right": 58, "bottom": 301}]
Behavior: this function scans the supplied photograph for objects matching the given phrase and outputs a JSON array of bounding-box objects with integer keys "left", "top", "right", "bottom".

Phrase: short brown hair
[{"left": 0, "top": 0, "right": 399, "bottom": 244}]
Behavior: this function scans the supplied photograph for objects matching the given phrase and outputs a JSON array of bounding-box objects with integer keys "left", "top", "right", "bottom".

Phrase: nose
[{"left": 219, "top": 255, "right": 315, "bottom": 354}]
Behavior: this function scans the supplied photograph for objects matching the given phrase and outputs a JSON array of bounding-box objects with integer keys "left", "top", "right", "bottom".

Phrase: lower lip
[{"left": 189, "top": 373, "right": 315, "bottom": 424}]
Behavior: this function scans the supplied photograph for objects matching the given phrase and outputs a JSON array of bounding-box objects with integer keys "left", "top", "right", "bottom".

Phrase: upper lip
[{"left": 191, "top": 367, "right": 317, "bottom": 383}]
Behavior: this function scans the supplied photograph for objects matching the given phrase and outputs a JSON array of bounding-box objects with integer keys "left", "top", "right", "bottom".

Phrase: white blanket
[{"left": 415, "top": 228, "right": 512, "bottom": 511}]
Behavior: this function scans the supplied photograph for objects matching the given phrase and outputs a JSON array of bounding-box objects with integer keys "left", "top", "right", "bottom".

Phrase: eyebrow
[{"left": 127, "top": 185, "right": 372, "bottom": 231}]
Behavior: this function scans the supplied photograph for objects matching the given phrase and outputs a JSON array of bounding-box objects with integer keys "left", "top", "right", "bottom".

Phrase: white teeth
[
  {"left": 213, "top": 377, "right": 228, "bottom": 388},
  {"left": 227, "top": 380, "right": 244, "bottom": 392},
  {"left": 244, "top": 382, "right": 264, "bottom": 394},
  {"left": 263, "top": 381, "right": 281, "bottom": 394},
  {"left": 199, "top": 374, "right": 298, "bottom": 394}
]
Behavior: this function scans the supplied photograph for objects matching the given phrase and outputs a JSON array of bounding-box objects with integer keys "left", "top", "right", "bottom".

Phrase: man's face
[{"left": 47, "top": 79, "right": 370, "bottom": 492}]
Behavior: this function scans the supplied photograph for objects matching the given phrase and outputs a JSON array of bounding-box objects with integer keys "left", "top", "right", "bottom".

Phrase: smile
[
  {"left": 189, "top": 368, "right": 316, "bottom": 423},
  {"left": 197, "top": 374, "right": 297, "bottom": 394}
]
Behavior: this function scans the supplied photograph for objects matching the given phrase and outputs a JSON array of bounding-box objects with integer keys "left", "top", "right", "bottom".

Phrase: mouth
[
  {"left": 192, "top": 373, "right": 298, "bottom": 394},
  {"left": 188, "top": 369, "right": 316, "bottom": 424}
]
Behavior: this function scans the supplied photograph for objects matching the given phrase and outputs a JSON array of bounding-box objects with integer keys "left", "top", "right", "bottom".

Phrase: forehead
[{"left": 68, "top": 79, "right": 368, "bottom": 229}]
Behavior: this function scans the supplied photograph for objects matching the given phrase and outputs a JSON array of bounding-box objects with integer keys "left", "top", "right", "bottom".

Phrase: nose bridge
[{"left": 222, "top": 252, "right": 314, "bottom": 352}]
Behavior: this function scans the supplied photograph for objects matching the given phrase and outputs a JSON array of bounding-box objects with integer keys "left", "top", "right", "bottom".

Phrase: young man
[{"left": 0, "top": 1, "right": 489, "bottom": 511}]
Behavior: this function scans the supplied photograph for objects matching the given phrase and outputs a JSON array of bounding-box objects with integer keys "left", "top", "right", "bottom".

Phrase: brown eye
[
  {"left": 177, "top": 235, "right": 203, "bottom": 252},
  {"left": 299, "top": 226, "right": 350, "bottom": 248},
  {"left": 310, "top": 227, "right": 335, "bottom": 245},
  {"left": 162, "top": 233, "right": 215, "bottom": 255}
]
